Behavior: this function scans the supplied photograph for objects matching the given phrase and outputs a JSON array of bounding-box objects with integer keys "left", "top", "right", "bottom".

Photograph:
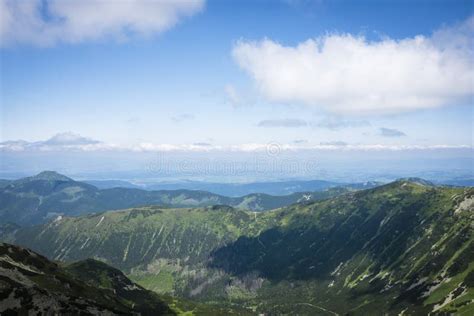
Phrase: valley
[{"left": 2, "top": 179, "right": 473, "bottom": 315}]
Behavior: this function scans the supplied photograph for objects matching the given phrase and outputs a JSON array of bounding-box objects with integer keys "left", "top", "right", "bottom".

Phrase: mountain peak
[
  {"left": 366, "top": 178, "right": 436, "bottom": 195},
  {"left": 31, "top": 171, "right": 72, "bottom": 182},
  {"left": 395, "top": 177, "right": 435, "bottom": 186}
]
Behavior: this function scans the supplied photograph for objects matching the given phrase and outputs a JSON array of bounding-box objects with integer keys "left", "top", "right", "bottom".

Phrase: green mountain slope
[
  {"left": 0, "top": 242, "right": 174, "bottom": 315},
  {"left": 0, "top": 171, "right": 359, "bottom": 226},
  {"left": 4, "top": 181, "right": 473, "bottom": 315},
  {"left": 210, "top": 181, "right": 474, "bottom": 314}
]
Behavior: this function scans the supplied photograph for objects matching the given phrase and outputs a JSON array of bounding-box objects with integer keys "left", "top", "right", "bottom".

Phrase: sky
[{"left": 0, "top": 0, "right": 473, "bottom": 181}]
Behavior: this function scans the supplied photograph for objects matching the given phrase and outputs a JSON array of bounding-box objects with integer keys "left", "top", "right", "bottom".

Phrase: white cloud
[
  {"left": 0, "top": 0, "right": 204, "bottom": 46},
  {"left": 232, "top": 17, "right": 474, "bottom": 115},
  {"left": 43, "top": 132, "right": 100, "bottom": 145},
  {"left": 0, "top": 132, "right": 111, "bottom": 152},
  {"left": 193, "top": 142, "right": 212, "bottom": 147},
  {"left": 0, "top": 133, "right": 471, "bottom": 153}
]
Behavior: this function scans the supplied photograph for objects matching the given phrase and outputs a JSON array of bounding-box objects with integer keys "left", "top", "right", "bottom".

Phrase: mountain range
[
  {"left": 0, "top": 171, "right": 376, "bottom": 226},
  {"left": 2, "top": 179, "right": 473, "bottom": 315},
  {"left": 87, "top": 178, "right": 381, "bottom": 197}
]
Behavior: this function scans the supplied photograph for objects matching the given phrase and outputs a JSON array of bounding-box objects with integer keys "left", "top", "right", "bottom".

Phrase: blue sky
[{"left": 0, "top": 0, "right": 473, "bottom": 180}]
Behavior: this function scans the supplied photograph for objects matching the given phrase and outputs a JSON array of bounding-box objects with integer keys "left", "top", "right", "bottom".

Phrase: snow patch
[
  {"left": 406, "top": 277, "right": 428, "bottom": 291},
  {"left": 95, "top": 216, "right": 105, "bottom": 227},
  {"left": 80, "top": 237, "right": 90, "bottom": 250},
  {"left": 330, "top": 262, "right": 343, "bottom": 276}
]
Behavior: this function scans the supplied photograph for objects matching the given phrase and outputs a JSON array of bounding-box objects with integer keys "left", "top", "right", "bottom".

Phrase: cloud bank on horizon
[
  {"left": 233, "top": 16, "right": 474, "bottom": 115},
  {"left": 0, "top": 132, "right": 471, "bottom": 153},
  {"left": 0, "top": 0, "right": 205, "bottom": 46}
]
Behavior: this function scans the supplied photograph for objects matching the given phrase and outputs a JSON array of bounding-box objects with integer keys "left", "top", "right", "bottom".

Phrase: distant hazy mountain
[
  {"left": 84, "top": 179, "right": 143, "bottom": 189},
  {"left": 440, "top": 178, "right": 474, "bottom": 187},
  {"left": 142, "top": 179, "right": 381, "bottom": 196},
  {"left": 0, "top": 242, "right": 174, "bottom": 315},
  {"left": 0, "top": 171, "right": 368, "bottom": 226},
  {"left": 12, "top": 174, "right": 474, "bottom": 194},
  {"left": 19, "top": 170, "right": 73, "bottom": 182},
  {"left": 5, "top": 180, "right": 473, "bottom": 315}
]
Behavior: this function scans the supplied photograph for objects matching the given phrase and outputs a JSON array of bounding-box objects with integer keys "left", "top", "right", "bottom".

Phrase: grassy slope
[
  {"left": 7, "top": 181, "right": 474, "bottom": 315},
  {"left": 0, "top": 242, "right": 175, "bottom": 315},
  {"left": 211, "top": 181, "right": 473, "bottom": 315}
]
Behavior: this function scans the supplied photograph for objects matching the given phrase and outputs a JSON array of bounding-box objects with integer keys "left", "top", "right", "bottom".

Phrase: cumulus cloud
[
  {"left": 232, "top": 17, "right": 474, "bottom": 115},
  {"left": 43, "top": 132, "right": 100, "bottom": 145},
  {"left": 379, "top": 128, "right": 406, "bottom": 137},
  {"left": 258, "top": 119, "right": 307, "bottom": 128},
  {"left": 0, "top": 132, "right": 109, "bottom": 151},
  {"left": 0, "top": 0, "right": 205, "bottom": 46},
  {"left": 0, "top": 140, "right": 30, "bottom": 152}
]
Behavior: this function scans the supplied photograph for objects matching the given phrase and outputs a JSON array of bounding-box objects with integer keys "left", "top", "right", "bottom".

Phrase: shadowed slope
[{"left": 0, "top": 242, "right": 174, "bottom": 315}]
